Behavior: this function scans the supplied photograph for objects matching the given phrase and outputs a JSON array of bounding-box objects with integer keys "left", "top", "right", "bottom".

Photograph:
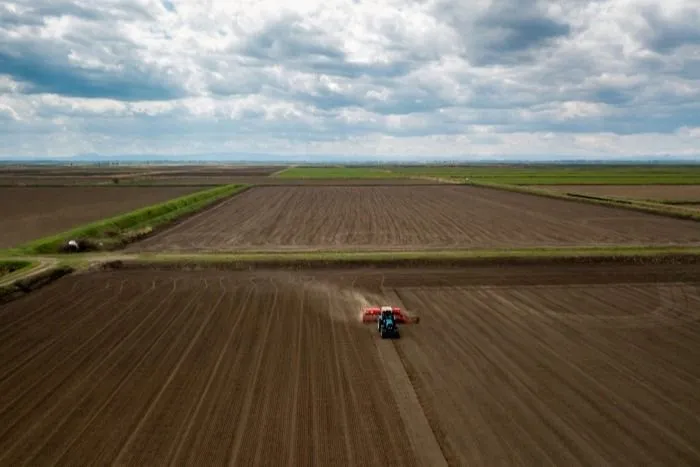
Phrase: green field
[
  {"left": 390, "top": 165, "right": 700, "bottom": 184},
  {"left": 0, "top": 260, "right": 33, "bottom": 277},
  {"left": 273, "top": 165, "right": 700, "bottom": 184}
]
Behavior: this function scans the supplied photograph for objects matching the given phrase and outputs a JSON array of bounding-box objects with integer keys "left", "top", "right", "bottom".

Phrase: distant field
[
  {"left": 0, "top": 165, "right": 284, "bottom": 186},
  {"left": 390, "top": 166, "right": 700, "bottom": 185},
  {"left": 131, "top": 166, "right": 283, "bottom": 177},
  {"left": 5, "top": 164, "right": 699, "bottom": 185},
  {"left": 271, "top": 165, "right": 700, "bottom": 184},
  {"left": 0, "top": 186, "right": 205, "bottom": 249},
  {"left": 0, "top": 177, "right": 123, "bottom": 186},
  {"left": 543, "top": 185, "right": 700, "bottom": 201},
  {"left": 129, "top": 185, "right": 700, "bottom": 252},
  {"left": 274, "top": 167, "right": 408, "bottom": 178}
]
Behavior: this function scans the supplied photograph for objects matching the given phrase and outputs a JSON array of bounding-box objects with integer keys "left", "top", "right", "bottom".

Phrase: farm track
[
  {"left": 130, "top": 185, "right": 700, "bottom": 253},
  {"left": 0, "top": 186, "right": 205, "bottom": 249}
]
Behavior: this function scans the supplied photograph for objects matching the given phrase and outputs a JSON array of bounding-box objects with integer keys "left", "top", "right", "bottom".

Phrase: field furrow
[
  {"left": 395, "top": 281, "right": 700, "bottom": 466},
  {"left": 129, "top": 186, "right": 700, "bottom": 252},
  {"left": 0, "top": 187, "right": 204, "bottom": 248},
  {"left": 2, "top": 266, "right": 700, "bottom": 465}
]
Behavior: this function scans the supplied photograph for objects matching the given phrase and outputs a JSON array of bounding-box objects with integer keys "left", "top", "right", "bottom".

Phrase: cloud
[{"left": 0, "top": 0, "right": 699, "bottom": 159}]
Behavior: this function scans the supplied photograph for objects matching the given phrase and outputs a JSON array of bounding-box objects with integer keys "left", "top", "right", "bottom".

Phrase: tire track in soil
[
  {"left": 494, "top": 287, "right": 700, "bottom": 463},
  {"left": 15, "top": 277, "right": 201, "bottom": 465},
  {"left": 396, "top": 287, "right": 603, "bottom": 466},
  {"left": 485, "top": 289, "right": 700, "bottom": 464},
  {"left": 0, "top": 282, "right": 115, "bottom": 406},
  {"left": 49, "top": 278, "right": 215, "bottom": 464},
  {"left": 3, "top": 279, "right": 184, "bottom": 464},
  {"left": 286, "top": 284, "right": 305, "bottom": 466},
  {"left": 375, "top": 288, "right": 448, "bottom": 467},
  {"left": 0, "top": 281, "right": 111, "bottom": 380},
  {"left": 326, "top": 289, "right": 355, "bottom": 466},
  {"left": 112, "top": 277, "right": 230, "bottom": 464},
  {"left": 0, "top": 275, "right": 189, "bottom": 463},
  {"left": 327, "top": 287, "right": 378, "bottom": 466},
  {"left": 0, "top": 278, "right": 83, "bottom": 343},
  {"left": 226, "top": 279, "right": 278, "bottom": 466},
  {"left": 165, "top": 280, "right": 255, "bottom": 464},
  {"left": 164, "top": 282, "right": 262, "bottom": 464},
  {"left": 396, "top": 283, "right": 700, "bottom": 466},
  {"left": 251, "top": 280, "right": 302, "bottom": 466},
  {"left": 128, "top": 186, "right": 700, "bottom": 252},
  {"left": 245, "top": 280, "right": 295, "bottom": 467},
  {"left": 0, "top": 280, "right": 156, "bottom": 453}
]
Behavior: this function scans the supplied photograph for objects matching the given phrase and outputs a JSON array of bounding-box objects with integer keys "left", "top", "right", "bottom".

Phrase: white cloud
[{"left": 0, "top": 0, "right": 699, "bottom": 159}]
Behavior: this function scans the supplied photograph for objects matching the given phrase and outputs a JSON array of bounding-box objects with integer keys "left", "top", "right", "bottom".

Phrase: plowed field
[
  {"left": 1, "top": 264, "right": 700, "bottom": 465},
  {"left": 121, "top": 177, "right": 445, "bottom": 186},
  {"left": 0, "top": 186, "right": 206, "bottom": 248},
  {"left": 544, "top": 185, "right": 700, "bottom": 201},
  {"left": 0, "top": 165, "right": 284, "bottom": 186},
  {"left": 130, "top": 185, "right": 700, "bottom": 252}
]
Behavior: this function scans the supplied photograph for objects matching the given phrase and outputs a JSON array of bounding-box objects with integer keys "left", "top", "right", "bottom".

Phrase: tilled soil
[
  {"left": 0, "top": 270, "right": 416, "bottom": 466},
  {"left": 543, "top": 184, "right": 700, "bottom": 201},
  {"left": 130, "top": 185, "right": 700, "bottom": 252},
  {"left": 395, "top": 282, "right": 700, "bottom": 465},
  {"left": 0, "top": 186, "right": 206, "bottom": 248},
  {"left": 122, "top": 176, "right": 445, "bottom": 185},
  {"left": 1, "top": 265, "right": 700, "bottom": 465}
]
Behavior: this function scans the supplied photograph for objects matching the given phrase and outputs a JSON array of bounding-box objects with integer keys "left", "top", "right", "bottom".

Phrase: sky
[{"left": 0, "top": 0, "right": 699, "bottom": 160}]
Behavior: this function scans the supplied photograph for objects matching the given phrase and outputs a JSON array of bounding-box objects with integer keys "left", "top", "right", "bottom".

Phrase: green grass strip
[
  {"left": 388, "top": 166, "right": 700, "bottom": 184},
  {"left": 654, "top": 200, "right": 700, "bottom": 205},
  {"left": 16, "top": 184, "right": 250, "bottom": 255},
  {"left": 0, "top": 259, "right": 35, "bottom": 277}
]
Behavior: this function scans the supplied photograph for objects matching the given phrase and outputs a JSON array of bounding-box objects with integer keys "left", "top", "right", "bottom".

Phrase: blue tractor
[{"left": 377, "top": 306, "right": 400, "bottom": 339}]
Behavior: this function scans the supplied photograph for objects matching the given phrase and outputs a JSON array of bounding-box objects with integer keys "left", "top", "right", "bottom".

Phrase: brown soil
[
  {"left": 124, "top": 176, "right": 445, "bottom": 186},
  {"left": 130, "top": 185, "right": 700, "bottom": 252},
  {"left": 1, "top": 264, "right": 699, "bottom": 465},
  {"left": 0, "top": 186, "right": 205, "bottom": 248},
  {"left": 0, "top": 269, "right": 417, "bottom": 466},
  {"left": 0, "top": 165, "right": 284, "bottom": 186},
  {"left": 0, "top": 176, "right": 442, "bottom": 187},
  {"left": 0, "top": 177, "right": 130, "bottom": 186},
  {"left": 543, "top": 185, "right": 700, "bottom": 201},
  {"left": 394, "top": 280, "right": 700, "bottom": 465}
]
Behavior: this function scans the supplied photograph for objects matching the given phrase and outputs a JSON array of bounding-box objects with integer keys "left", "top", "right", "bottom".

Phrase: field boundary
[
  {"left": 0, "top": 264, "right": 73, "bottom": 305},
  {"left": 11, "top": 184, "right": 250, "bottom": 255},
  {"left": 468, "top": 181, "right": 700, "bottom": 222},
  {"left": 373, "top": 326, "right": 448, "bottom": 466},
  {"left": 2, "top": 248, "right": 700, "bottom": 303},
  {"left": 654, "top": 199, "right": 700, "bottom": 205},
  {"left": 97, "top": 249, "right": 700, "bottom": 271},
  {"left": 0, "top": 260, "right": 36, "bottom": 283}
]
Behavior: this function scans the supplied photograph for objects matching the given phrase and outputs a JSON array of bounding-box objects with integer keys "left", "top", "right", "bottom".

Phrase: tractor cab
[
  {"left": 380, "top": 307, "right": 394, "bottom": 321},
  {"left": 378, "top": 306, "right": 399, "bottom": 338}
]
